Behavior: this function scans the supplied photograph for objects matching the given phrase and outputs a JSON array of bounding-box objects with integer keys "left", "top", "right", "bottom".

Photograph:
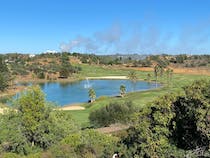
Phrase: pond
[{"left": 30, "top": 79, "right": 160, "bottom": 106}]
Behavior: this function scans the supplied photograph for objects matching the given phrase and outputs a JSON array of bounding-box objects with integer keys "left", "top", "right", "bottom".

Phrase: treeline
[
  {"left": 2, "top": 53, "right": 210, "bottom": 73},
  {"left": 1, "top": 53, "right": 81, "bottom": 81},
  {"left": 72, "top": 53, "right": 210, "bottom": 68}
]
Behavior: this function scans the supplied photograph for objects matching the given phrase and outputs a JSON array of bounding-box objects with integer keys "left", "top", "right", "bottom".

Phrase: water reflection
[{"left": 16, "top": 80, "right": 160, "bottom": 106}]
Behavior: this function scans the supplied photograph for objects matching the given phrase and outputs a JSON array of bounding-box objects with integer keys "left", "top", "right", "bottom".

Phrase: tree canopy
[
  {"left": 120, "top": 79, "right": 210, "bottom": 157},
  {"left": 0, "top": 86, "right": 78, "bottom": 155}
]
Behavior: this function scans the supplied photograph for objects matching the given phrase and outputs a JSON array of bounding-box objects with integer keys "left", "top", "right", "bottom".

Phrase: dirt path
[{"left": 96, "top": 124, "right": 129, "bottom": 134}]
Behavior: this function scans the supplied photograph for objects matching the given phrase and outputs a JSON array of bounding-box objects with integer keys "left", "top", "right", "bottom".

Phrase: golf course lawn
[{"left": 67, "top": 64, "right": 210, "bottom": 127}]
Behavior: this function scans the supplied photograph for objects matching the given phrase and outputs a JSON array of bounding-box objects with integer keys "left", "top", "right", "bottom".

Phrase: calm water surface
[{"left": 36, "top": 79, "right": 160, "bottom": 106}]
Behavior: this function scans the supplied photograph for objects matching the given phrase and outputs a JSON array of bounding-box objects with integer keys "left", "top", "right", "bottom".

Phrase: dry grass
[
  {"left": 120, "top": 66, "right": 210, "bottom": 76},
  {"left": 0, "top": 86, "right": 26, "bottom": 98}
]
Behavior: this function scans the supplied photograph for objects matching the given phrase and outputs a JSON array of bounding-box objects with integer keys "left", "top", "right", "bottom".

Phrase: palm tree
[
  {"left": 127, "top": 71, "right": 138, "bottom": 91},
  {"left": 160, "top": 66, "right": 164, "bottom": 77},
  {"left": 88, "top": 88, "right": 96, "bottom": 103},
  {"left": 120, "top": 84, "right": 126, "bottom": 97},
  {"left": 147, "top": 73, "right": 151, "bottom": 83},
  {"left": 154, "top": 64, "right": 161, "bottom": 87},
  {"left": 166, "top": 68, "right": 173, "bottom": 86}
]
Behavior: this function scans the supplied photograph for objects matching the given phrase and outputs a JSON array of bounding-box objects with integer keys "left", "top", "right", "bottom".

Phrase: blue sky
[{"left": 0, "top": 0, "right": 210, "bottom": 54}]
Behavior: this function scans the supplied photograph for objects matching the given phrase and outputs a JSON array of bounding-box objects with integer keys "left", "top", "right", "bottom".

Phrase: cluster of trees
[
  {"left": 51, "top": 129, "right": 118, "bottom": 157},
  {"left": 1, "top": 53, "right": 82, "bottom": 80},
  {"left": 0, "top": 86, "right": 78, "bottom": 155},
  {"left": 87, "top": 79, "right": 209, "bottom": 157},
  {"left": 59, "top": 53, "right": 77, "bottom": 78},
  {"left": 119, "top": 79, "right": 210, "bottom": 157},
  {"left": 154, "top": 64, "right": 173, "bottom": 86},
  {"left": 127, "top": 71, "right": 138, "bottom": 91},
  {"left": 0, "top": 85, "right": 120, "bottom": 158}
]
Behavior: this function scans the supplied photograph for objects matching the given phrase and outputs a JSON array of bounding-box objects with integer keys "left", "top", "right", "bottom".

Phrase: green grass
[
  {"left": 74, "top": 64, "right": 130, "bottom": 78},
  {"left": 68, "top": 64, "right": 210, "bottom": 127}
]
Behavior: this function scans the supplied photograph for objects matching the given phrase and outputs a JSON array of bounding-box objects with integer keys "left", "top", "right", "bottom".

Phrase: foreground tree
[
  {"left": 120, "top": 79, "right": 210, "bottom": 157},
  {"left": 0, "top": 86, "right": 78, "bottom": 155}
]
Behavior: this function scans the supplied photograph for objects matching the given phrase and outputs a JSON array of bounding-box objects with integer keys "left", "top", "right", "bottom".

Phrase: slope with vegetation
[{"left": 0, "top": 52, "right": 210, "bottom": 157}]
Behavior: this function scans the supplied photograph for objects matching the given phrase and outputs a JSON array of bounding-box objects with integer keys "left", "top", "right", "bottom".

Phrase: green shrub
[
  {"left": 0, "top": 153, "right": 22, "bottom": 158},
  {"left": 37, "top": 72, "right": 45, "bottom": 79},
  {"left": 60, "top": 129, "right": 118, "bottom": 158},
  {"left": 120, "top": 79, "right": 210, "bottom": 157},
  {"left": 89, "top": 101, "right": 136, "bottom": 127},
  {"left": 48, "top": 144, "right": 77, "bottom": 158},
  {"left": 0, "top": 86, "right": 79, "bottom": 155}
]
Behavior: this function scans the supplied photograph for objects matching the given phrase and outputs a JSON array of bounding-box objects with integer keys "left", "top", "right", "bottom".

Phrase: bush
[
  {"left": 37, "top": 72, "right": 45, "bottom": 79},
  {"left": 0, "top": 153, "right": 22, "bottom": 158},
  {"left": 89, "top": 101, "right": 136, "bottom": 127},
  {"left": 120, "top": 79, "right": 210, "bottom": 157},
  {"left": 59, "top": 129, "right": 118, "bottom": 158},
  {"left": 0, "top": 86, "right": 79, "bottom": 155}
]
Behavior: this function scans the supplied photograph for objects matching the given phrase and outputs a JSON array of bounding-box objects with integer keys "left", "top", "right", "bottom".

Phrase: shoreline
[
  {"left": 1, "top": 75, "right": 159, "bottom": 108},
  {"left": 0, "top": 85, "right": 26, "bottom": 98},
  {"left": 87, "top": 76, "right": 128, "bottom": 80}
]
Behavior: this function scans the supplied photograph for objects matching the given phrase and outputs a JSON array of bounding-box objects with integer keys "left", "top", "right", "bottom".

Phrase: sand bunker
[{"left": 59, "top": 105, "right": 85, "bottom": 110}]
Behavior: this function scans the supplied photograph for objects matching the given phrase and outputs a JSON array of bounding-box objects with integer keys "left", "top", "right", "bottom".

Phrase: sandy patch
[
  {"left": 87, "top": 76, "right": 128, "bottom": 79},
  {"left": 58, "top": 105, "right": 85, "bottom": 110},
  {"left": 0, "top": 108, "right": 3, "bottom": 114},
  {"left": 0, "top": 107, "right": 11, "bottom": 114}
]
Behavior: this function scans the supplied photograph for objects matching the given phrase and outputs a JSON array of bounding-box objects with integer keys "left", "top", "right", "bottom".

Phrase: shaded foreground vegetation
[
  {"left": 0, "top": 79, "right": 209, "bottom": 157},
  {"left": 120, "top": 79, "right": 210, "bottom": 157}
]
